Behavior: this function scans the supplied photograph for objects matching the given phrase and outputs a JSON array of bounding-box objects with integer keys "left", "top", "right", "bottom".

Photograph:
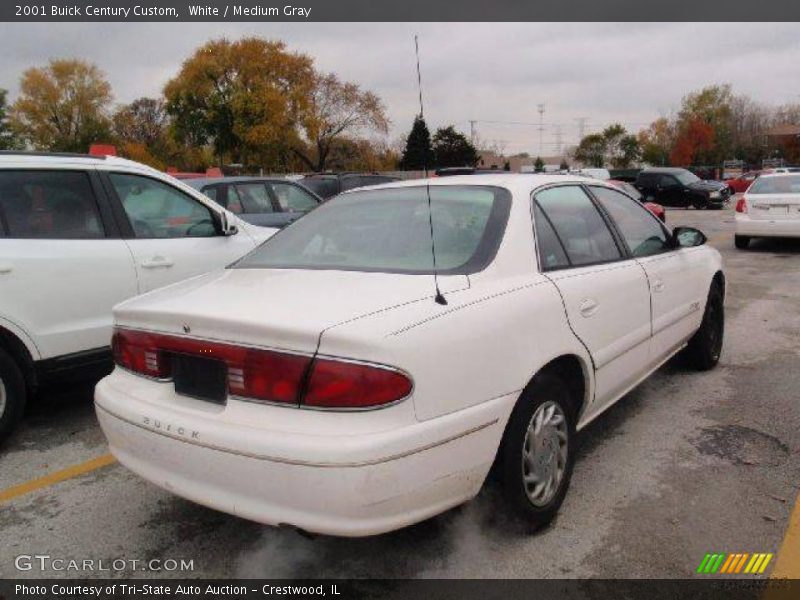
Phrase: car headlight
[{"left": 709, "top": 191, "right": 721, "bottom": 199}]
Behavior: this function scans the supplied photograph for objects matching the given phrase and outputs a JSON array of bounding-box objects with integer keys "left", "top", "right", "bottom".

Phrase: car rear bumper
[
  {"left": 95, "top": 370, "right": 514, "bottom": 537},
  {"left": 735, "top": 214, "right": 800, "bottom": 238}
]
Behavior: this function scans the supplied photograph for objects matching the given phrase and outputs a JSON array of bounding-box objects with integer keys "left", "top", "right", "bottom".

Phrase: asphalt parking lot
[{"left": 1, "top": 199, "right": 798, "bottom": 579}]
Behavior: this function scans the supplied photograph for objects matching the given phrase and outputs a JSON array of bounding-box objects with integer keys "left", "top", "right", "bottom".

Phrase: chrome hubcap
[
  {"left": 522, "top": 401, "right": 568, "bottom": 507},
  {"left": 0, "top": 378, "right": 6, "bottom": 418}
]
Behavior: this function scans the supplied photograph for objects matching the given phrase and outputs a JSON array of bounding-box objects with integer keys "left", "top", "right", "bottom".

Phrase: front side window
[
  {"left": 109, "top": 173, "right": 217, "bottom": 238},
  {"left": 235, "top": 185, "right": 511, "bottom": 274},
  {"left": 534, "top": 185, "right": 622, "bottom": 267},
  {"left": 301, "top": 178, "right": 339, "bottom": 199},
  {"left": 675, "top": 171, "right": 700, "bottom": 185},
  {"left": 590, "top": 186, "right": 670, "bottom": 257},
  {"left": 659, "top": 174, "right": 680, "bottom": 188},
  {"left": 269, "top": 182, "right": 318, "bottom": 213},
  {"left": 0, "top": 170, "right": 104, "bottom": 239}
]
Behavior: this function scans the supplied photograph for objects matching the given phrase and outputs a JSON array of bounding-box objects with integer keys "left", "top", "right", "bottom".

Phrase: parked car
[
  {"left": 0, "top": 152, "right": 273, "bottom": 442},
  {"left": 635, "top": 167, "right": 730, "bottom": 209},
  {"left": 734, "top": 173, "right": 800, "bottom": 249},
  {"left": 186, "top": 177, "right": 321, "bottom": 229},
  {"left": 727, "top": 171, "right": 761, "bottom": 194},
  {"left": 607, "top": 179, "right": 666, "bottom": 222},
  {"left": 435, "top": 167, "right": 508, "bottom": 176},
  {"left": 300, "top": 173, "right": 400, "bottom": 200},
  {"left": 576, "top": 167, "right": 611, "bottom": 180},
  {"left": 96, "top": 174, "right": 724, "bottom": 536}
]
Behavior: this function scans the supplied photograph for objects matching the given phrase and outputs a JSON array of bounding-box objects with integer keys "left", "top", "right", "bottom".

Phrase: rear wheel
[
  {"left": 0, "top": 348, "right": 26, "bottom": 444},
  {"left": 496, "top": 371, "right": 576, "bottom": 531},
  {"left": 734, "top": 235, "right": 750, "bottom": 249},
  {"left": 685, "top": 283, "right": 724, "bottom": 371}
]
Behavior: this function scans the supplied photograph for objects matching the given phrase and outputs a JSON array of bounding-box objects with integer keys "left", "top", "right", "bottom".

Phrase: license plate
[{"left": 172, "top": 354, "right": 227, "bottom": 404}]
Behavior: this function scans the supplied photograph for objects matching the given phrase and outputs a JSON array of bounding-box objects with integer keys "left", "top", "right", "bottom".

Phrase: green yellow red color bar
[{"left": 697, "top": 552, "right": 774, "bottom": 575}]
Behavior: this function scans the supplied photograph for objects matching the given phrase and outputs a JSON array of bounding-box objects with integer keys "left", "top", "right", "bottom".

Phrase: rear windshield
[
  {"left": 234, "top": 185, "right": 511, "bottom": 274},
  {"left": 301, "top": 178, "right": 339, "bottom": 199},
  {"left": 748, "top": 175, "right": 800, "bottom": 194}
]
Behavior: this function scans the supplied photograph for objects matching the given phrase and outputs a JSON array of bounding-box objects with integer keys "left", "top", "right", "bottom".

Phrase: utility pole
[
  {"left": 537, "top": 104, "right": 545, "bottom": 157},
  {"left": 469, "top": 120, "right": 477, "bottom": 145},
  {"left": 555, "top": 125, "right": 563, "bottom": 156},
  {"left": 575, "top": 117, "right": 588, "bottom": 142}
]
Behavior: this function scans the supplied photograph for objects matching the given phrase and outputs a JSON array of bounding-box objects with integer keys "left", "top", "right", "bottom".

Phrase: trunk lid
[
  {"left": 113, "top": 268, "right": 469, "bottom": 353},
  {"left": 745, "top": 193, "right": 800, "bottom": 221}
]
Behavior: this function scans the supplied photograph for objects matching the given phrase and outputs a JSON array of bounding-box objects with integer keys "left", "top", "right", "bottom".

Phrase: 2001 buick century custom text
[{"left": 95, "top": 175, "right": 725, "bottom": 536}]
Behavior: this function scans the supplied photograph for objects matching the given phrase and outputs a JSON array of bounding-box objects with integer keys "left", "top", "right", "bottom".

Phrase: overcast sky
[{"left": 0, "top": 22, "right": 797, "bottom": 155}]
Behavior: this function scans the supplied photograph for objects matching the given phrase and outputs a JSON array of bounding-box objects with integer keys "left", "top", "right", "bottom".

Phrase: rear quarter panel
[{"left": 317, "top": 273, "right": 593, "bottom": 423}]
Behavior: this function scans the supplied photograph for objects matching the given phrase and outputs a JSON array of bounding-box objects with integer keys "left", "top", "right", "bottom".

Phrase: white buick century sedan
[{"left": 95, "top": 175, "right": 725, "bottom": 536}]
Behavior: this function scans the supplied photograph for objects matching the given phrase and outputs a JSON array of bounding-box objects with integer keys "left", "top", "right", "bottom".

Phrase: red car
[
  {"left": 607, "top": 179, "right": 666, "bottom": 222},
  {"left": 727, "top": 171, "right": 760, "bottom": 194}
]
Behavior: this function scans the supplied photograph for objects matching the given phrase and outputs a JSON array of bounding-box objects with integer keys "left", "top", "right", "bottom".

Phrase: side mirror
[
  {"left": 673, "top": 226, "right": 706, "bottom": 248},
  {"left": 218, "top": 211, "right": 238, "bottom": 236}
]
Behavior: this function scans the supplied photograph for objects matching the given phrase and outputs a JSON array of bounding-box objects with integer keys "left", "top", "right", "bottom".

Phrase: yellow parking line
[
  {"left": 0, "top": 453, "right": 116, "bottom": 504},
  {"left": 770, "top": 489, "right": 800, "bottom": 578}
]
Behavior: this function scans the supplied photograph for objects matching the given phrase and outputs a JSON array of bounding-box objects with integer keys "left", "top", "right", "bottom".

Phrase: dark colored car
[
  {"left": 300, "top": 173, "right": 401, "bottom": 200},
  {"left": 607, "top": 179, "right": 666, "bottom": 222},
  {"left": 635, "top": 168, "right": 730, "bottom": 209},
  {"left": 434, "top": 167, "right": 508, "bottom": 176},
  {"left": 185, "top": 177, "right": 321, "bottom": 228}
]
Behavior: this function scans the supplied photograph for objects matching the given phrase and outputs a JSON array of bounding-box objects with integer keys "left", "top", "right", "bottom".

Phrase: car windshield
[
  {"left": 234, "top": 185, "right": 511, "bottom": 274},
  {"left": 675, "top": 171, "right": 700, "bottom": 185},
  {"left": 748, "top": 175, "right": 800, "bottom": 194}
]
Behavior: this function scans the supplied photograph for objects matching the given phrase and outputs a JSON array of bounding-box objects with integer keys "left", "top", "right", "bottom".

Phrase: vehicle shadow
[{"left": 742, "top": 237, "right": 800, "bottom": 254}]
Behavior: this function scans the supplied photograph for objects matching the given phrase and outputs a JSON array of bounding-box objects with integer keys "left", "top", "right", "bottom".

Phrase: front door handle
[
  {"left": 141, "top": 256, "right": 174, "bottom": 269},
  {"left": 579, "top": 298, "right": 599, "bottom": 318},
  {"left": 652, "top": 279, "right": 665, "bottom": 293},
  {"left": 0, "top": 264, "right": 12, "bottom": 274}
]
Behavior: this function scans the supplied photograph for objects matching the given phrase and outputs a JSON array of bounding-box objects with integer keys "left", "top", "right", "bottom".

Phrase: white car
[
  {"left": 95, "top": 175, "right": 725, "bottom": 536},
  {"left": 0, "top": 152, "right": 274, "bottom": 442},
  {"left": 735, "top": 173, "right": 800, "bottom": 249}
]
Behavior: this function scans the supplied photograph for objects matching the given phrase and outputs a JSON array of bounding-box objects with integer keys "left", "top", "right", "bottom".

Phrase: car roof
[
  {"left": 640, "top": 167, "right": 687, "bottom": 173},
  {"left": 343, "top": 173, "right": 601, "bottom": 196},
  {"left": 183, "top": 176, "right": 292, "bottom": 189}
]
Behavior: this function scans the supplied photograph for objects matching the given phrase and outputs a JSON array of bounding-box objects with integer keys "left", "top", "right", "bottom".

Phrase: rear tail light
[
  {"left": 736, "top": 197, "right": 747, "bottom": 213},
  {"left": 304, "top": 358, "right": 412, "bottom": 409},
  {"left": 112, "top": 327, "right": 412, "bottom": 409}
]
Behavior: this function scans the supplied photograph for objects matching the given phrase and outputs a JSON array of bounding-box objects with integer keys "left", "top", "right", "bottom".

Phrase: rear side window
[
  {"left": 0, "top": 170, "right": 104, "bottom": 239},
  {"left": 590, "top": 186, "right": 670, "bottom": 257},
  {"left": 532, "top": 203, "right": 569, "bottom": 270},
  {"left": 534, "top": 186, "right": 622, "bottom": 267}
]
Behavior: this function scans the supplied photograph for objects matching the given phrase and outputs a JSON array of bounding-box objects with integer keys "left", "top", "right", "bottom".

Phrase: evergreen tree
[
  {"left": 400, "top": 115, "right": 434, "bottom": 170},
  {"left": 432, "top": 125, "right": 478, "bottom": 167}
]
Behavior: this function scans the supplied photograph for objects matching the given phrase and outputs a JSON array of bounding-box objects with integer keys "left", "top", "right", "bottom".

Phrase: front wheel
[
  {"left": 0, "top": 348, "right": 26, "bottom": 444},
  {"left": 496, "top": 371, "right": 576, "bottom": 531},
  {"left": 693, "top": 198, "right": 708, "bottom": 210},
  {"left": 734, "top": 235, "right": 750, "bottom": 249},
  {"left": 685, "top": 283, "right": 724, "bottom": 371}
]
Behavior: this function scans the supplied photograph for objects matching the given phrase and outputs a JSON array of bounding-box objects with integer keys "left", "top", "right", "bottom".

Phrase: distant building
[
  {"left": 763, "top": 123, "right": 800, "bottom": 164},
  {"left": 477, "top": 151, "right": 576, "bottom": 172}
]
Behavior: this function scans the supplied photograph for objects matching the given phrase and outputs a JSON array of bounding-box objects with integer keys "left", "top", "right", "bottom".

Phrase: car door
[
  {"left": 657, "top": 174, "right": 686, "bottom": 207},
  {"left": 0, "top": 168, "right": 137, "bottom": 360},
  {"left": 532, "top": 185, "right": 652, "bottom": 414},
  {"left": 104, "top": 171, "right": 256, "bottom": 293},
  {"left": 589, "top": 185, "right": 707, "bottom": 361}
]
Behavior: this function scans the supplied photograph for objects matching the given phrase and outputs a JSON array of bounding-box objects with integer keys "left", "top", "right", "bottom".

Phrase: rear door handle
[
  {"left": 0, "top": 264, "right": 12, "bottom": 274},
  {"left": 653, "top": 279, "right": 665, "bottom": 293},
  {"left": 579, "top": 298, "right": 599, "bottom": 318},
  {"left": 141, "top": 256, "right": 174, "bottom": 269}
]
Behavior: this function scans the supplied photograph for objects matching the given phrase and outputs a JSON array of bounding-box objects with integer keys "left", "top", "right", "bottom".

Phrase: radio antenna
[{"left": 415, "top": 35, "right": 446, "bottom": 306}]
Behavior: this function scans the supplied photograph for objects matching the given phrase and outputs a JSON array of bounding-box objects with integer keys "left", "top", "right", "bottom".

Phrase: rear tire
[
  {"left": 734, "top": 235, "right": 750, "bottom": 249},
  {"left": 0, "top": 348, "right": 26, "bottom": 444},
  {"left": 685, "top": 283, "right": 724, "bottom": 371},
  {"left": 496, "top": 371, "right": 576, "bottom": 532}
]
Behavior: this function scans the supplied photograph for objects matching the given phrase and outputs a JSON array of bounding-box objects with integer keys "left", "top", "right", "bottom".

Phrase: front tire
[
  {"left": 685, "top": 283, "right": 724, "bottom": 371},
  {"left": 734, "top": 235, "right": 750, "bottom": 249},
  {"left": 0, "top": 348, "right": 26, "bottom": 444},
  {"left": 496, "top": 371, "right": 576, "bottom": 531}
]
